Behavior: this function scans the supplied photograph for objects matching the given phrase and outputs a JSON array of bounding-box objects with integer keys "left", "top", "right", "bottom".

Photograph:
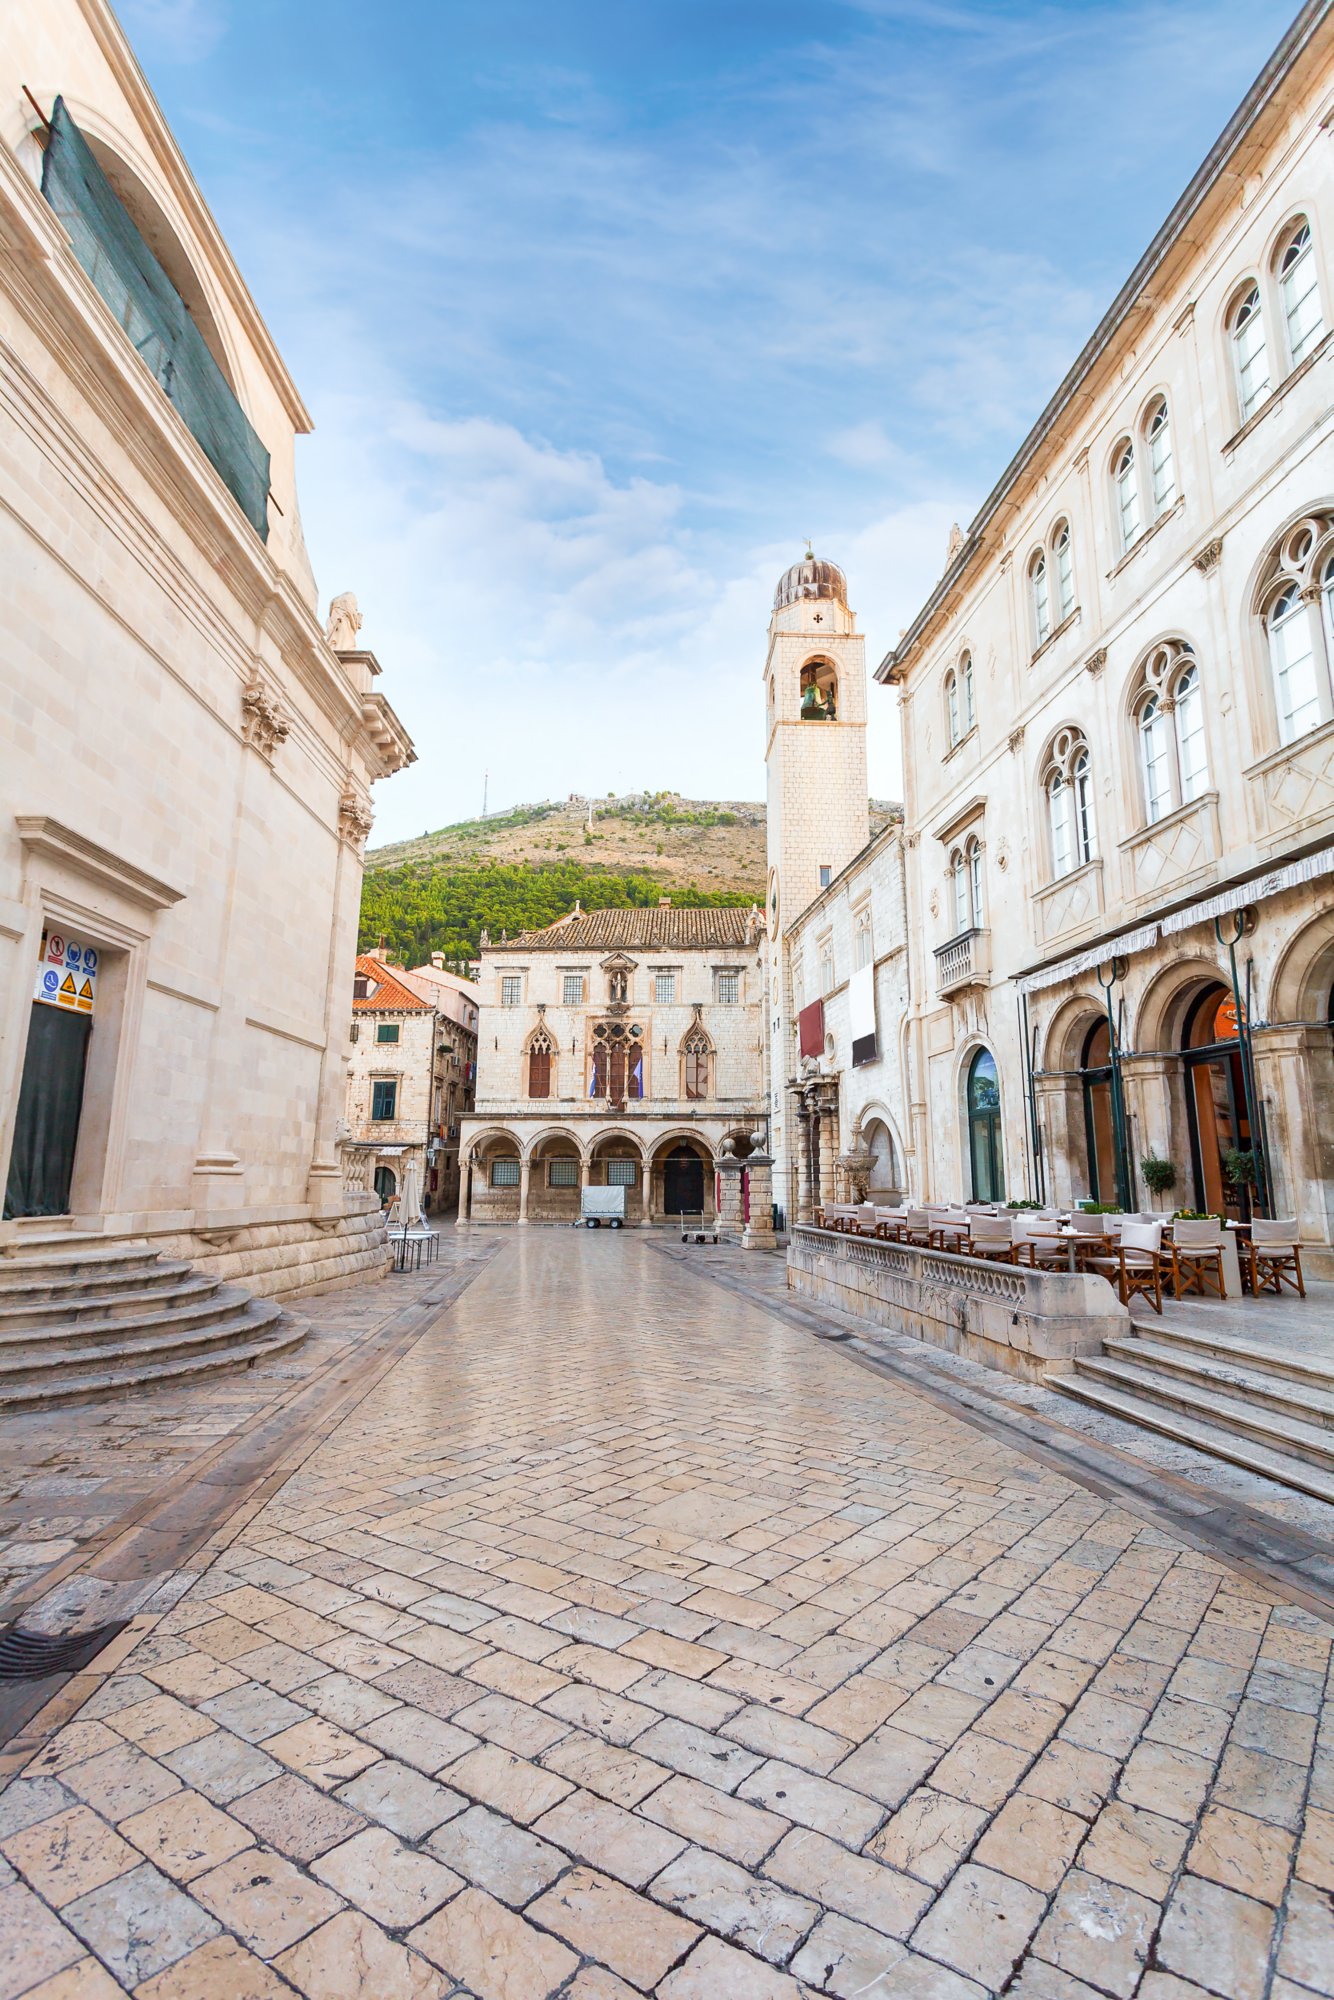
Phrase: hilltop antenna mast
[{"left": 482, "top": 770, "right": 488, "bottom": 819}]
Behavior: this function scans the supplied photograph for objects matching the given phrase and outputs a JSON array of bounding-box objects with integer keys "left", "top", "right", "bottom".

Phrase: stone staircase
[
  {"left": 0, "top": 1239, "right": 306, "bottom": 1410},
  {"left": 1052, "top": 1316, "right": 1334, "bottom": 1504}
]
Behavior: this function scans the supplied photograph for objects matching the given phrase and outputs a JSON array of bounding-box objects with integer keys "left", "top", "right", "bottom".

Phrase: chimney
[
  {"left": 430, "top": 952, "right": 445, "bottom": 969},
  {"left": 658, "top": 896, "right": 671, "bottom": 908}
]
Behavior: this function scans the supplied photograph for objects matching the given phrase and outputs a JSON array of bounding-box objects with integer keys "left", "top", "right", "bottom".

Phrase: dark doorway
[
  {"left": 1080, "top": 1019, "right": 1117, "bottom": 1203},
  {"left": 966, "top": 1048, "right": 1004, "bottom": 1202},
  {"left": 1182, "top": 984, "right": 1250, "bottom": 1216},
  {"left": 662, "top": 1146, "right": 705, "bottom": 1215},
  {"left": 4, "top": 1004, "right": 92, "bottom": 1219},
  {"left": 373, "top": 1165, "right": 397, "bottom": 1205}
]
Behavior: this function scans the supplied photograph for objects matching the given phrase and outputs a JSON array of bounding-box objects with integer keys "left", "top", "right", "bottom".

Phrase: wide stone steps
[
  {"left": 0, "top": 1243, "right": 307, "bottom": 1408},
  {"left": 1053, "top": 1324, "right": 1334, "bottom": 1503}
]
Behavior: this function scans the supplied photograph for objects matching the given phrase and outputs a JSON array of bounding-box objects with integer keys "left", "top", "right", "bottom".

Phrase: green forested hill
[
  {"left": 358, "top": 858, "right": 755, "bottom": 966},
  {"left": 357, "top": 791, "right": 899, "bottom": 964}
]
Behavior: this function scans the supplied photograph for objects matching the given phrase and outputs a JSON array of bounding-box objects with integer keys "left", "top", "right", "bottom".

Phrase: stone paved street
[{"left": 1, "top": 1230, "right": 1331, "bottom": 1998}]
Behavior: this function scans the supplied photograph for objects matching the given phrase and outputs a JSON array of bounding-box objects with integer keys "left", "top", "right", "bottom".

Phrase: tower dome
[{"left": 773, "top": 546, "right": 847, "bottom": 613}]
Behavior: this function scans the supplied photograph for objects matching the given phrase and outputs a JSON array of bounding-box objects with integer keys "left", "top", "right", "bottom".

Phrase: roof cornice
[{"left": 876, "top": 0, "right": 1333, "bottom": 685}]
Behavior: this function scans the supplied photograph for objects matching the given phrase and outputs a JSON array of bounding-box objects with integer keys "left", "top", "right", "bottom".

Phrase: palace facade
[
  {"left": 880, "top": 0, "right": 1334, "bottom": 1266},
  {"left": 460, "top": 905, "right": 767, "bottom": 1226}
]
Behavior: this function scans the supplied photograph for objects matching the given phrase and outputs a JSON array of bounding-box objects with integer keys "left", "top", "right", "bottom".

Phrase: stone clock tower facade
[{"left": 763, "top": 551, "right": 870, "bottom": 1218}]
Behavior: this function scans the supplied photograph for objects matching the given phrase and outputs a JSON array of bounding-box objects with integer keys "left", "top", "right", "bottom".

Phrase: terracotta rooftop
[
  {"left": 352, "top": 952, "right": 433, "bottom": 1011},
  {"left": 502, "top": 906, "right": 760, "bottom": 951}
]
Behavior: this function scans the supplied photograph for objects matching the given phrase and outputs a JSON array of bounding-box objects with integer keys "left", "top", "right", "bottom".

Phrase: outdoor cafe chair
[
  {"left": 1087, "top": 1220, "right": 1164, "bottom": 1314},
  {"left": 1245, "top": 1219, "right": 1306, "bottom": 1298},
  {"left": 967, "top": 1215, "right": 1018, "bottom": 1264},
  {"left": 1169, "top": 1217, "right": 1228, "bottom": 1299},
  {"left": 873, "top": 1206, "right": 909, "bottom": 1240}
]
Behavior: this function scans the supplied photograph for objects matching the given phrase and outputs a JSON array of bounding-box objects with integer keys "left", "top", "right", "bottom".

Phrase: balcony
[{"left": 934, "top": 927, "right": 990, "bottom": 998}]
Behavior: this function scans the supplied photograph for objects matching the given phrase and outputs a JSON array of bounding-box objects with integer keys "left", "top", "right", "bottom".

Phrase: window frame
[
  {"left": 714, "top": 969, "right": 741, "bottom": 1005},
  {"left": 489, "top": 1156, "right": 520, "bottom": 1187},
  {"left": 1228, "top": 281, "right": 1271, "bottom": 424},
  {"left": 1029, "top": 548, "right": 1051, "bottom": 649},
  {"left": 370, "top": 1078, "right": 398, "bottom": 1122},
  {"left": 561, "top": 972, "right": 585, "bottom": 1007},
  {"left": 1275, "top": 217, "right": 1325, "bottom": 371},
  {"left": 945, "top": 667, "right": 960, "bottom": 745},
  {"left": 1042, "top": 728, "right": 1095, "bottom": 880},
  {"left": 1112, "top": 438, "right": 1141, "bottom": 553},
  {"left": 1144, "top": 397, "right": 1176, "bottom": 519},
  {"left": 1257, "top": 517, "right": 1334, "bottom": 748},
  {"left": 375, "top": 1021, "right": 400, "bottom": 1044},
  {"left": 499, "top": 973, "right": 522, "bottom": 1007},
  {"left": 1052, "top": 524, "right": 1075, "bottom": 622},
  {"left": 653, "top": 970, "right": 677, "bottom": 1006}
]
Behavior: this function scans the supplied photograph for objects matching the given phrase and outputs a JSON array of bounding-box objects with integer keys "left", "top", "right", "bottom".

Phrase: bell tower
[
  {"left": 763, "top": 549, "right": 869, "bottom": 1218},
  {"left": 764, "top": 549, "right": 869, "bottom": 928}
]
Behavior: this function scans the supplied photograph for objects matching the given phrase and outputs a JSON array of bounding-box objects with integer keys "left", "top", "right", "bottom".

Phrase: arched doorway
[
  {"left": 862, "top": 1118, "right": 901, "bottom": 1201},
  {"left": 373, "top": 1165, "right": 397, "bottom": 1205},
  {"left": 967, "top": 1049, "right": 1004, "bottom": 1202},
  {"left": 1182, "top": 983, "right": 1250, "bottom": 1216},
  {"left": 1080, "top": 1020, "right": 1117, "bottom": 1203},
  {"left": 662, "top": 1145, "right": 705, "bottom": 1216}
]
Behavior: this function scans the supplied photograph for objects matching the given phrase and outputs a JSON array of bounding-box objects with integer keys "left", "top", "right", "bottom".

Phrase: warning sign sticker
[{"left": 34, "top": 930, "right": 98, "bottom": 1015}]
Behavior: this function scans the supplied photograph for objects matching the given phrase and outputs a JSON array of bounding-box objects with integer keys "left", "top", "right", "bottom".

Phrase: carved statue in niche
[{"left": 325, "top": 591, "right": 363, "bottom": 653}]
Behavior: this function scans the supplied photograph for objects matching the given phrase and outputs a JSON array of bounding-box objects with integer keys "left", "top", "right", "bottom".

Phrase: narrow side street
[{"left": 1, "top": 1232, "right": 1330, "bottom": 1999}]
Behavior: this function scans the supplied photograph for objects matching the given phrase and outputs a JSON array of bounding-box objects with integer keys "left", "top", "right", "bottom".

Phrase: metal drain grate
[{"left": 0, "top": 1619, "right": 128, "bottom": 1681}]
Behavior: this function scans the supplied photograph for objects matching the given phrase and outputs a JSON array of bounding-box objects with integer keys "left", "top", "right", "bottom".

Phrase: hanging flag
[
  {"left": 850, "top": 963, "right": 878, "bottom": 1067},
  {"left": 798, "top": 1000, "right": 825, "bottom": 1059}
]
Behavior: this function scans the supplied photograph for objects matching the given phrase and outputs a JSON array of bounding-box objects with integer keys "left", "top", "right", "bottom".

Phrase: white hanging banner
[
  {"left": 33, "top": 930, "right": 98, "bottom": 1016},
  {"left": 1160, "top": 843, "right": 1334, "bottom": 934}
]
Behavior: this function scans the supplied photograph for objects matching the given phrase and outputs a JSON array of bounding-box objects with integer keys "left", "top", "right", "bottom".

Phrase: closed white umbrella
[{"left": 397, "top": 1157, "right": 422, "bottom": 1234}]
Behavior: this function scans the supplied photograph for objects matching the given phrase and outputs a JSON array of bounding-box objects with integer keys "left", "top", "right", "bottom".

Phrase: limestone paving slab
[{"left": 0, "top": 1231, "right": 1330, "bottom": 1997}]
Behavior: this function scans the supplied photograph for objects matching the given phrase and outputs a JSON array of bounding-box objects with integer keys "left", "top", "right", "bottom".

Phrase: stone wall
[
  {"left": 788, "top": 1226, "right": 1127, "bottom": 1382},
  {"left": 157, "top": 1196, "right": 391, "bottom": 1300}
]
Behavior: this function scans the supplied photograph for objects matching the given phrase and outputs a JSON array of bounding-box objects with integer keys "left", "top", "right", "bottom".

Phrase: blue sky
[{"left": 123, "top": 0, "right": 1298, "bottom": 844}]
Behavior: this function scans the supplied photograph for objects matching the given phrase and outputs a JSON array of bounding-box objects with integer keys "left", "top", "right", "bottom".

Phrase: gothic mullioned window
[
  {"left": 1131, "top": 640, "right": 1208, "bottom": 824},
  {"left": 590, "top": 1020, "right": 643, "bottom": 1100},
  {"left": 526, "top": 1029, "right": 553, "bottom": 1100},
  {"left": 1258, "top": 514, "right": 1334, "bottom": 745},
  {"left": 1042, "top": 727, "right": 1095, "bottom": 878},
  {"left": 682, "top": 1028, "right": 711, "bottom": 1100}
]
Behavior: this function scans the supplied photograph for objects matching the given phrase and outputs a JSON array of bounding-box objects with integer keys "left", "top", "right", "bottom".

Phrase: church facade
[{"left": 0, "top": 0, "right": 413, "bottom": 1294}]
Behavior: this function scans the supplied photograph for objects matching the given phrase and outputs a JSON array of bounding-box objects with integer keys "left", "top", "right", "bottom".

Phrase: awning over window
[{"left": 41, "top": 98, "right": 271, "bottom": 539}]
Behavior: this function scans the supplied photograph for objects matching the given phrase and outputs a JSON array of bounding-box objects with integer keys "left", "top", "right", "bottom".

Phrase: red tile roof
[
  {"left": 353, "top": 952, "right": 433, "bottom": 1011},
  {"left": 503, "top": 907, "right": 760, "bottom": 950}
]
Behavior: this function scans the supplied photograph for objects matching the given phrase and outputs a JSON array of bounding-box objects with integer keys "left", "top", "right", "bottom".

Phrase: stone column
[
  {"left": 577, "top": 1156, "right": 589, "bottom": 1224},
  {"left": 716, "top": 1159, "right": 745, "bottom": 1242},
  {"left": 517, "top": 1156, "right": 531, "bottom": 1226},
  {"left": 742, "top": 1154, "right": 777, "bottom": 1249},
  {"left": 1120, "top": 1054, "right": 1182, "bottom": 1213},
  {"left": 816, "top": 1085, "right": 840, "bottom": 1217},
  {"left": 464, "top": 1156, "right": 475, "bottom": 1221},
  {"left": 794, "top": 1096, "right": 813, "bottom": 1224},
  {"left": 1253, "top": 1024, "right": 1334, "bottom": 1263}
]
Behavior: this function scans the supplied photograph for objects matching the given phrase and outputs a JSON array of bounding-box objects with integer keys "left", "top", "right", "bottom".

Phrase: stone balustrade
[{"left": 788, "top": 1225, "right": 1128, "bottom": 1380}]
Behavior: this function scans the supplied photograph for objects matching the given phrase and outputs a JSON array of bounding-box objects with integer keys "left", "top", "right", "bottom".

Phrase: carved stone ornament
[
  {"left": 1193, "top": 538, "right": 1223, "bottom": 574},
  {"left": 1007, "top": 726, "right": 1025, "bottom": 754},
  {"left": 338, "top": 786, "right": 374, "bottom": 850},
  {"left": 1084, "top": 648, "right": 1107, "bottom": 677},
  {"left": 995, "top": 836, "right": 1011, "bottom": 872},
  {"left": 241, "top": 672, "right": 290, "bottom": 758}
]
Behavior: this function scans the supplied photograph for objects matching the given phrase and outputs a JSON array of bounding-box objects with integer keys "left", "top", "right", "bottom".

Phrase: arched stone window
[
  {"left": 1228, "top": 282, "right": 1271, "bottom": 422},
  {"left": 526, "top": 1028, "right": 553, "bottom": 1100},
  {"left": 1144, "top": 397, "right": 1176, "bottom": 518},
  {"left": 948, "top": 837, "right": 983, "bottom": 933},
  {"left": 1130, "top": 640, "right": 1208, "bottom": 823},
  {"left": 682, "top": 1027, "right": 712, "bottom": 1101},
  {"left": 1042, "top": 728, "right": 1095, "bottom": 878},
  {"left": 1029, "top": 549, "right": 1051, "bottom": 647},
  {"left": 1111, "top": 438, "right": 1141, "bottom": 552},
  {"left": 961, "top": 651, "right": 976, "bottom": 730},
  {"left": 1274, "top": 217, "right": 1324, "bottom": 369},
  {"left": 1257, "top": 514, "right": 1334, "bottom": 745},
  {"left": 944, "top": 667, "right": 960, "bottom": 746},
  {"left": 1052, "top": 522, "right": 1075, "bottom": 621}
]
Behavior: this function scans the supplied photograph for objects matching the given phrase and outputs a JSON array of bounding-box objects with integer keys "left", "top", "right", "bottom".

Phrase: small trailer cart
[{"left": 579, "top": 1186, "right": 626, "bottom": 1229}]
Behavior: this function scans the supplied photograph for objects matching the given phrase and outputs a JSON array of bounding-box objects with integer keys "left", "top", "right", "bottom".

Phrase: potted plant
[
  {"left": 1221, "top": 1146, "right": 1257, "bottom": 1222},
  {"left": 1140, "top": 1154, "right": 1177, "bottom": 1209}
]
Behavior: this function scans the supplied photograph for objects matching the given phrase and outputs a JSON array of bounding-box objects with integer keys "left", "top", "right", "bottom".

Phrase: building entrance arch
[
  {"left": 966, "top": 1048, "right": 1004, "bottom": 1202},
  {"left": 1080, "top": 1019, "right": 1118, "bottom": 1203},
  {"left": 662, "top": 1145, "right": 705, "bottom": 1216},
  {"left": 1182, "top": 983, "right": 1251, "bottom": 1217},
  {"left": 373, "top": 1165, "right": 397, "bottom": 1205}
]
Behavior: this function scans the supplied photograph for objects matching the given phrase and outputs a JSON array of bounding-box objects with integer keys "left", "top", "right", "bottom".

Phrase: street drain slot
[{"left": 0, "top": 1620, "right": 128, "bottom": 1681}]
